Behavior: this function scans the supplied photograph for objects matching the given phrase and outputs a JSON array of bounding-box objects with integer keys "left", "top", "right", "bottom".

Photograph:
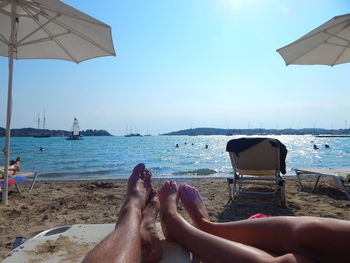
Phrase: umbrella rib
[
  {"left": 21, "top": 4, "right": 78, "bottom": 62},
  {"left": 23, "top": 2, "right": 115, "bottom": 57},
  {"left": 17, "top": 13, "right": 61, "bottom": 45},
  {"left": 324, "top": 41, "right": 350, "bottom": 48},
  {"left": 277, "top": 21, "right": 349, "bottom": 51},
  {"left": 33, "top": 3, "right": 109, "bottom": 28},
  {"left": 323, "top": 30, "right": 350, "bottom": 66},
  {"left": 0, "top": 33, "right": 9, "bottom": 45},
  {"left": 323, "top": 31, "right": 350, "bottom": 45},
  {"left": 0, "top": 1, "right": 8, "bottom": 10},
  {"left": 0, "top": 8, "right": 37, "bottom": 19},
  {"left": 19, "top": 0, "right": 109, "bottom": 27},
  {"left": 18, "top": 31, "right": 70, "bottom": 47},
  {"left": 329, "top": 42, "right": 350, "bottom": 66},
  {"left": 52, "top": 19, "right": 115, "bottom": 56},
  {"left": 280, "top": 26, "right": 350, "bottom": 65},
  {"left": 0, "top": 7, "right": 11, "bottom": 16}
]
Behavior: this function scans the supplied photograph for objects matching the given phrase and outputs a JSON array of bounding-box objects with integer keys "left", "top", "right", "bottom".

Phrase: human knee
[
  {"left": 275, "top": 253, "right": 313, "bottom": 263},
  {"left": 293, "top": 217, "right": 326, "bottom": 248}
]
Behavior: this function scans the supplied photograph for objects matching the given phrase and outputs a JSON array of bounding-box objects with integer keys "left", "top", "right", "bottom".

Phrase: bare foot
[
  {"left": 125, "top": 163, "right": 152, "bottom": 210},
  {"left": 178, "top": 184, "right": 210, "bottom": 228},
  {"left": 158, "top": 180, "right": 181, "bottom": 242},
  {"left": 141, "top": 190, "right": 163, "bottom": 263}
]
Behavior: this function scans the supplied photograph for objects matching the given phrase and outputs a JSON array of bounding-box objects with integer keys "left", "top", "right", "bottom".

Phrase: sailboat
[
  {"left": 124, "top": 125, "right": 142, "bottom": 137},
  {"left": 33, "top": 111, "right": 51, "bottom": 138},
  {"left": 66, "top": 117, "right": 83, "bottom": 140}
]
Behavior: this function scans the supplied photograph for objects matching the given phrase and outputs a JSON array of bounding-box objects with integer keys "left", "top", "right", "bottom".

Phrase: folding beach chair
[
  {"left": 0, "top": 172, "right": 39, "bottom": 194},
  {"left": 226, "top": 137, "right": 287, "bottom": 205},
  {"left": 293, "top": 168, "right": 350, "bottom": 200},
  {"left": 13, "top": 172, "right": 39, "bottom": 193}
]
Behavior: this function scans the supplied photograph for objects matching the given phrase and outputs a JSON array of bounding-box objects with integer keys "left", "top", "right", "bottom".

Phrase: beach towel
[
  {"left": 248, "top": 213, "right": 271, "bottom": 219},
  {"left": 226, "top": 138, "right": 288, "bottom": 174}
]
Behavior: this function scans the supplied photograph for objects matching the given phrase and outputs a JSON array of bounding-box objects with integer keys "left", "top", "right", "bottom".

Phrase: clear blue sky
[{"left": 1, "top": 0, "right": 349, "bottom": 135}]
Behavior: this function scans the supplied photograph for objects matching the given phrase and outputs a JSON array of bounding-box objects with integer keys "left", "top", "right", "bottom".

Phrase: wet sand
[{"left": 1, "top": 177, "right": 350, "bottom": 259}]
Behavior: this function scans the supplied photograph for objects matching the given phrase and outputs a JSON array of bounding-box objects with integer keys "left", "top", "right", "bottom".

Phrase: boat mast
[
  {"left": 43, "top": 110, "right": 46, "bottom": 130},
  {"left": 37, "top": 113, "right": 41, "bottom": 130}
]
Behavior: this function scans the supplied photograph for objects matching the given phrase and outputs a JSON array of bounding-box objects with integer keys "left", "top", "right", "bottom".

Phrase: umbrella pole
[
  {"left": 2, "top": 0, "right": 16, "bottom": 205},
  {"left": 2, "top": 53, "right": 14, "bottom": 205}
]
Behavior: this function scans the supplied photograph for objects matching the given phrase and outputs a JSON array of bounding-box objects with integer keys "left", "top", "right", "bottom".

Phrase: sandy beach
[{"left": 1, "top": 177, "right": 350, "bottom": 259}]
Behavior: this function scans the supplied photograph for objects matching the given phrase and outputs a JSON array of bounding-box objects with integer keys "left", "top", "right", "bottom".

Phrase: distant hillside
[
  {"left": 0, "top": 127, "right": 112, "bottom": 137},
  {"left": 162, "top": 127, "right": 350, "bottom": 136}
]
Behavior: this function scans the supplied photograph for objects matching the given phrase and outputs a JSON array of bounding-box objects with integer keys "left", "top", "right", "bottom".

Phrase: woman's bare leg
[
  {"left": 83, "top": 163, "right": 152, "bottom": 263},
  {"left": 141, "top": 190, "right": 163, "bottom": 263},
  {"left": 178, "top": 184, "right": 350, "bottom": 263},
  {"left": 159, "top": 180, "right": 312, "bottom": 263}
]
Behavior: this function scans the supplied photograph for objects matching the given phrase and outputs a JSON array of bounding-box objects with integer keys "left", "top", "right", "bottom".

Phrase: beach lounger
[
  {"left": 226, "top": 137, "right": 287, "bottom": 205},
  {"left": 293, "top": 168, "right": 350, "bottom": 200},
  {"left": 3, "top": 223, "right": 192, "bottom": 263},
  {"left": 0, "top": 172, "right": 39, "bottom": 194},
  {"left": 13, "top": 172, "right": 39, "bottom": 193}
]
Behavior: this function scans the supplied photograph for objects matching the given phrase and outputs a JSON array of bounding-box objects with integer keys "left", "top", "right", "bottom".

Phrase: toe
[
  {"left": 169, "top": 180, "right": 178, "bottom": 192},
  {"left": 130, "top": 163, "right": 145, "bottom": 182},
  {"left": 144, "top": 169, "right": 152, "bottom": 187}
]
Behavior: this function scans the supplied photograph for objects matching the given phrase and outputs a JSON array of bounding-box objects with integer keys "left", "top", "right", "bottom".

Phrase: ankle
[
  {"left": 124, "top": 197, "right": 144, "bottom": 210},
  {"left": 196, "top": 217, "right": 211, "bottom": 230},
  {"left": 119, "top": 201, "right": 142, "bottom": 220}
]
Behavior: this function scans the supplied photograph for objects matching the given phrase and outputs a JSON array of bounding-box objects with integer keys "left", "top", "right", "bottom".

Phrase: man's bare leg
[
  {"left": 159, "top": 180, "right": 312, "bottom": 263},
  {"left": 141, "top": 190, "right": 163, "bottom": 263},
  {"left": 178, "top": 184, "right": 350, "bottom": 263},
  {"left": 83, "top": 163, "right": 152, "bottom": 263}
]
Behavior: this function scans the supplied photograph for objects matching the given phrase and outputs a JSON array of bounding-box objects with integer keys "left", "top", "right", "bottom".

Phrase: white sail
[{"left": 72, "top": 118, "right": 81, "bottom": 136}]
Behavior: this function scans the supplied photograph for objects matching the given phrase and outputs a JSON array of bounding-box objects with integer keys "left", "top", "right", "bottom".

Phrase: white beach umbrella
[
  {"left": 277, "top": 14, "right": 350, "bottom": 66},
  {"left": 1, "top": 0, "right": 116, "bottom": 205}
]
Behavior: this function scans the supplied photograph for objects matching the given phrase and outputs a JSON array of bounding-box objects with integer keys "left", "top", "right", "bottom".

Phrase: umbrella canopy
[
  {"left": 0, "top": 0, "right": 115, "bottom": 62},
  {"left": 277, "top": 14, "right": 350, "bottom": 66},
  {"left": 1, "top": 0, "right": 115, "bottom": 205}
]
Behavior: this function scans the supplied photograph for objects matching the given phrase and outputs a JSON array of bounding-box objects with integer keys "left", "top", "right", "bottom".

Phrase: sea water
[{"left": 0, "top": 135, "right": 349, "bottom": 180}]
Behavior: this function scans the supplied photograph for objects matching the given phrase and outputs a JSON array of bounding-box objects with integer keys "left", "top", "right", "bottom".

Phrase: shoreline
[
  {"left": 33, "top": 171, "right": 348, "bottom": 182},
  {"left": 1, "top": 177, "right": 350, "bottom": 259}
]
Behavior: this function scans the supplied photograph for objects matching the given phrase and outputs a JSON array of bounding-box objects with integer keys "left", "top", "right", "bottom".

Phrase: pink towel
[{"left": 248, "top": 213, "right": 271, "bottom": 219}]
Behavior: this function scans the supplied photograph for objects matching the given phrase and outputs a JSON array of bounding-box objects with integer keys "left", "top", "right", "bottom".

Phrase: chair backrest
[{"left": 228, "top": 139, "right": 280, "bottom": 176}]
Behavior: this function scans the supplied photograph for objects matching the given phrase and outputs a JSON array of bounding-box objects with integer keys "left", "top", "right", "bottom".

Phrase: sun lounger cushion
[
  {"left": 12, "top": 176, "right": 28, "bottom": 183},
  {"left": 226, "top": 137, "right": 288, "bottom": 174}
]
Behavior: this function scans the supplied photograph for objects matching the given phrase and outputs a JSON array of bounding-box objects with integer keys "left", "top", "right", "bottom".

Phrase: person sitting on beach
[
  {"left": 84, "top": 163, "right": 350, "bottom": 263},
  {"left": 10, "top": 157, "right": 21, "bottom": 172},
  {"left": 0, "top": 157, "right": 21, "bottom": 179}
]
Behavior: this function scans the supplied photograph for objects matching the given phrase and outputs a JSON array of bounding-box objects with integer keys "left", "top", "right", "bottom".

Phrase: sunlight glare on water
[{"left": 1, "top": 135, "right": 349, "bottom": 180}]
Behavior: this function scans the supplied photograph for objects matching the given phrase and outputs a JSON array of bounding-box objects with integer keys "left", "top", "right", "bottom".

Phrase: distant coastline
[
  {"left": 0, "top": 127, "right": 112, "bottom": 137},
  {"left": 162, "top": 127, "right": 350, "bottom": 136}
]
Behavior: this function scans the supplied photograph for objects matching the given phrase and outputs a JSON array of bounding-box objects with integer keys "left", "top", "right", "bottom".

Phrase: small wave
[
  {"left": 40, "top": 169, "right": 116, "bottom": 178},
  {"left": 173, "top": 168, "right": 217, "bottom": 176}
]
